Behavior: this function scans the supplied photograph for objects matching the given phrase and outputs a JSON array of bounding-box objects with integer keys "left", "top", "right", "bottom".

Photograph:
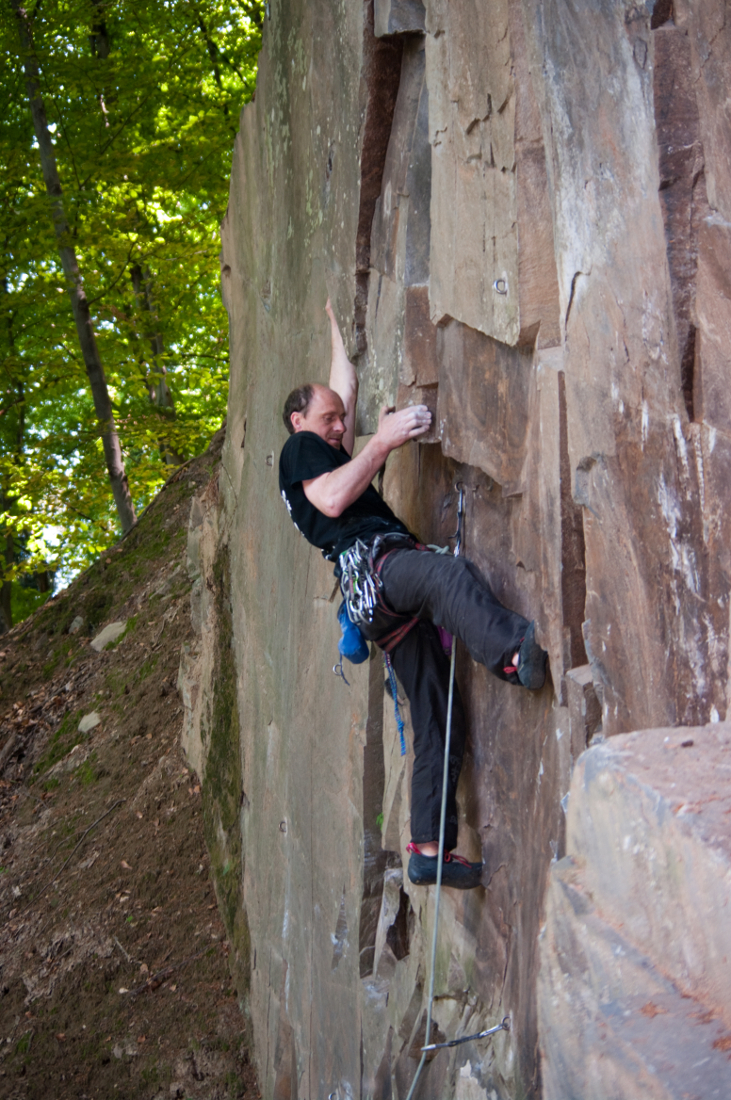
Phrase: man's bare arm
[
  {"left": 303, "top": 404, "right": 432, "bottom": 517},
  {"left": 326, "top": 298, "right": 358, "bottom": 457}
]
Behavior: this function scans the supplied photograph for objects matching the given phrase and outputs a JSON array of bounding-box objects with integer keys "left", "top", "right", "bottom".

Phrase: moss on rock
[{"left": 202, "top": 543, "right": 250, "bottom": 1002}]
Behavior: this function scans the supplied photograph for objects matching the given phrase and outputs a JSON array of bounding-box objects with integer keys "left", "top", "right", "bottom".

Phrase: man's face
[{"left": 291, "top": 385, "right": 347, "bottom": 449}]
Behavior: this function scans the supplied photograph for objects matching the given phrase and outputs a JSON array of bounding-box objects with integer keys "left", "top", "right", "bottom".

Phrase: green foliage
[
  {"left": 11, "top": 580, "right": 49, "bottom": 623},
  {"left": 0, "top": 0, "right": 263, "bottom": 597}
]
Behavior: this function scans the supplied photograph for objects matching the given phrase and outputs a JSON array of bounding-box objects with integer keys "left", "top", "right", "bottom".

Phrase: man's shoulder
[
  {"left": 280, "top": 430, "right": 333, "bottom": 465},
  {"left": 279, "top": 431, "right": 348, "bottom": 485}
]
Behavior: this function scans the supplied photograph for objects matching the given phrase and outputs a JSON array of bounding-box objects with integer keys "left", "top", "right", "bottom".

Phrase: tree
[
  {"left": 0, "top": 0, "right": 264, "bottom": 624},
  {"left": 12, "top": 0, "right": 137, "bottom": 535}
]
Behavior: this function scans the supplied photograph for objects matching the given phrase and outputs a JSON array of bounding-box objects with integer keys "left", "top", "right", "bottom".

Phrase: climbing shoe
[
  {"left": 517, "top": 621, "right": 547, "bottom": 690},
  {"left": 406, "top": 843, "right": 483, "bottom": 890}
]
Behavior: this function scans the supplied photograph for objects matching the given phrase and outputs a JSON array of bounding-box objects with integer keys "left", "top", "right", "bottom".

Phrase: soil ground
[{"left": 0, "top": 433, "right": 259, "bottom": 1100}]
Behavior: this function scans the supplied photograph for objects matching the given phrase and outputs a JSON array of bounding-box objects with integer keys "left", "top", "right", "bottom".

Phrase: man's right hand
[{"left": 376, "top": 404, "right": 432, "bottom": 448}]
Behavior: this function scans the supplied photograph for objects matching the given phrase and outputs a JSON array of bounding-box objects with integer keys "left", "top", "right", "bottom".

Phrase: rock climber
[{"left": 278, "top": 300, "right": 548, "bottom": 889}]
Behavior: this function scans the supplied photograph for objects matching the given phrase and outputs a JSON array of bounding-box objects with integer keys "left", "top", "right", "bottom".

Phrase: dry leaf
[{"left": 120, "top": 860, "right": 132, "bottom": 870}]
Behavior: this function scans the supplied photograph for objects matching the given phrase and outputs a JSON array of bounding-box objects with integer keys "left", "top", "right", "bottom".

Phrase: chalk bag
[{"left": 337, "top": 602, "right": 370, "bottom": 664}]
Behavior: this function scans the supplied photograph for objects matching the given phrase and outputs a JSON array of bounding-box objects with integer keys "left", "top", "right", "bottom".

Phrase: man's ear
[{"left": 290, "top": 411, "right": 304, "bottom": 433}]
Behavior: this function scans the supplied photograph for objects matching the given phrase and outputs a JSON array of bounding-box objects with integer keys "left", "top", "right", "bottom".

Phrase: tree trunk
[
  {"left": 130, "top": 264, "right": 185, "bottom": 467},
  {"left": 11, "top": 0, "right": 136, "bottom": 534},
  {"left": 89, "top": 0, "right": 110, "bottom": 59},
  {"left": 0, "top": 530, "right": 12, "bottom": 633},
  {"left": 1, "top": 280, "right": 22, "bottom": 632}
]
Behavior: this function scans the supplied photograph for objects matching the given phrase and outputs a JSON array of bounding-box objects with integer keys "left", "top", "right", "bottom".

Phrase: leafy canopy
[{"left": 1, "top": 0, "right": 263, "bottom": 605}]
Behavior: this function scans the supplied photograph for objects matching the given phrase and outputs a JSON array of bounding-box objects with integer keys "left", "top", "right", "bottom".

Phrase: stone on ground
[
  {"left": 90, "top": 621, "right": 127, "bottom": 652},
  {"left": 77, "top": 712, "right": 101, "bottom": 734}
]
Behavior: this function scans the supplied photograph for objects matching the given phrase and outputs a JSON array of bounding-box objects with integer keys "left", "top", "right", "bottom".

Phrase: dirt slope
[{"left": 0, "top": 432, "right": 259, "bottom": 1100}]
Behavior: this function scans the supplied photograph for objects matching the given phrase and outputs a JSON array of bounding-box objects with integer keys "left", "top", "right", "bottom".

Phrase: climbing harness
[
  {"left": 405, "top": 484, "right": 508, "bottom": 1099},
  {"left": 334, "top": 533, "right": 418, "bottom": 687},
  {"left": 335, "top": 533, "right": 423, "bottom": 686}
]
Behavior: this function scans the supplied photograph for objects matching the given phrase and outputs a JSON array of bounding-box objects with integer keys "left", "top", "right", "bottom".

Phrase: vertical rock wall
[{"left": 195, "top": 0, "right": 731, "bottom": 1096}]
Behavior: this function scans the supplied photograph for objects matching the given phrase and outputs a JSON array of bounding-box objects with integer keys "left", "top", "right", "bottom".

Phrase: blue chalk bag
[{"left": 337, "top": 601, "right": 369, "bottom": 664}]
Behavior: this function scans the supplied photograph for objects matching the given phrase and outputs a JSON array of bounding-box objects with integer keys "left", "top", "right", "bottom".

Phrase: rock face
[
  {"left": 180, "top": 0, "right": 731, "bottom": 1096},
  {"left": 539, "top": 725, "right": 731, "bottom": 1099}
]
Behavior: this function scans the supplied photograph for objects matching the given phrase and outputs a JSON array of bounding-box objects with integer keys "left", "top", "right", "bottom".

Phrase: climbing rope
[{"left": 405, "top": 484, "right": 508, "bottom": 1099}]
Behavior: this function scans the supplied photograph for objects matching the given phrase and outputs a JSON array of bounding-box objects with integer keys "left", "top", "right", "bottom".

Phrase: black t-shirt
[{"left": 279, "top": 431, "right": 409, "bottom": 562}]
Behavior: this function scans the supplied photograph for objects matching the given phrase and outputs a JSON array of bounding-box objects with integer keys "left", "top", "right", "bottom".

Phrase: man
[{"left": 279, "top": 301, "right": 547, "bottom": 889}]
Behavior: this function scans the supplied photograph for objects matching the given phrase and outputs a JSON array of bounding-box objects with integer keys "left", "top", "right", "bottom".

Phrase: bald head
[{"left": 283, "top": 383, "right": 347, "bottom": 449}]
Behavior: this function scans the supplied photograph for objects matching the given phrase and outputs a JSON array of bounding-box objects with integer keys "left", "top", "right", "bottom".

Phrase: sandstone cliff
[{"left": 181, "top": 1, "right": 731, "bottom": 1096}]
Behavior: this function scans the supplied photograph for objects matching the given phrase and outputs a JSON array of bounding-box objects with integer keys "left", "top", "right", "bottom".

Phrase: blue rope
[{"left": 385, "top": 653, "right": 406, "bottom": 757}]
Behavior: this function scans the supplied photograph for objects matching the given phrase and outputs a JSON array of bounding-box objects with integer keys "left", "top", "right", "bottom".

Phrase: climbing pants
[{"left": 375, "top": 549, "right": 530, "bottom": 850}]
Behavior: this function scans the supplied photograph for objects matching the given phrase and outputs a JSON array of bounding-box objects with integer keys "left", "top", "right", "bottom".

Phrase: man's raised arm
[{"left": 326, "top": 298, "right": 358, "bottom": 457}]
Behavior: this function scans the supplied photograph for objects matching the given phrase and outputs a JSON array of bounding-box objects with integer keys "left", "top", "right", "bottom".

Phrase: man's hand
[
  {"left": 375, "top": 404, "right": 432, "bottom": 447},
  {"left": 302, "top": 402, "right": 432, "bottom": 518}
]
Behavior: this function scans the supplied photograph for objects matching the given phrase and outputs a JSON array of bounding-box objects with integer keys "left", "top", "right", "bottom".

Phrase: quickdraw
[
  {"left": 338, "top": 538, "right": 381, "bottom": 626},
  {"left": 385, "top": 653, "right": 407, "bottom": 757}
]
